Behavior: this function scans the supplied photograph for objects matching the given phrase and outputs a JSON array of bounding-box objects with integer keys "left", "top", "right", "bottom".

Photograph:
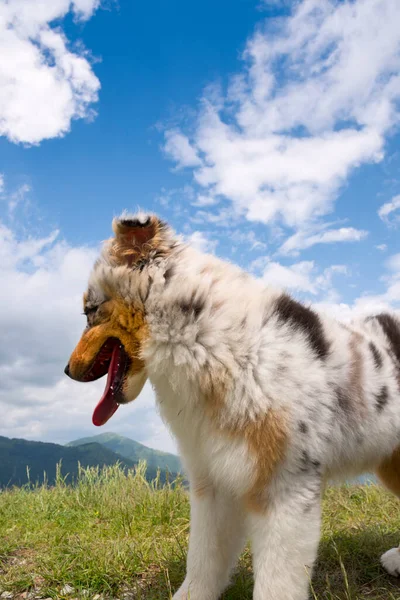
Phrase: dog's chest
[{"left": 153, "top": 378, "right": 255, "bottom": 495}]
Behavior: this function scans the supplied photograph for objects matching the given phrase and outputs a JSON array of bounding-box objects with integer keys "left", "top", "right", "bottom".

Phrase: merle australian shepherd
[{"left": 65, "top": 212, "right": 400, "bottom": 600}]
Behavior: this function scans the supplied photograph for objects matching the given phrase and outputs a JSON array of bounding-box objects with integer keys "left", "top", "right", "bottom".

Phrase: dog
[{"left": 65, "top": 212, "right": 400, "bottom": 600}]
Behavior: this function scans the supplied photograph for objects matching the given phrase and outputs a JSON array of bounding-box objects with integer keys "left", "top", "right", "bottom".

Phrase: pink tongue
[{"left": 92, "top": 344, "right": 121, "bottom": 426}]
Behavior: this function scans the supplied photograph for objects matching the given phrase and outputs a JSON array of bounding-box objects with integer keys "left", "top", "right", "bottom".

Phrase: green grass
[{"left": 1, "top": 464, "right": 400, "bottom": 599}]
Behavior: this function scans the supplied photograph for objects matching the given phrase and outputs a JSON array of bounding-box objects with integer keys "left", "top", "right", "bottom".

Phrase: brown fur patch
[
  {"left": 68, "top": 298, "right": 148, "bottom": 389},
  {"left": 108, "top": 216, "right": 169, "bottom": 268},
  {"left": 376, "top": 446, "right": 400, "bottom": 498},
  {"left": 200, "top": 365, "right": 288, "bottom": 513},
  {"left": 241, "top": 410, "right": 288, "bottom": 512}
]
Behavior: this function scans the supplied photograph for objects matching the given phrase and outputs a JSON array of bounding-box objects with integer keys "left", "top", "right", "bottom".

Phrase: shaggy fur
[{"left": 66, "top": 212, "right": 400, "bottom": 600}]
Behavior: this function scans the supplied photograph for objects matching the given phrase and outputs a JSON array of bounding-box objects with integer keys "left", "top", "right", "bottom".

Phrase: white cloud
[
  {"left": 317, "top": 252, "right": 400, "bottom": 320},
  {"left": 378, "top": 194, "right": 400, "bottom": 226},
  {"left": 279, "top": 226, "right": 368, "bottom": 255},
  {"left": 6, "top": 183, "right": 31, "bottom": 217},
  {"left": 232, "top": 229, "right": 267, "bottom": 251},
  {"left": 261, "top": 260, "right": 318, "bottom": 294},
  {"left": 317, "top": 293, "right": 397, "bottom": 322},
  {"left": 192, "top": 194, "right": 219, "bottom": 207},
  {"left": 191, "top": 207, "right": 240, "bottom": 227},
  {"left": 164, "top": 0, "right": 400, "bottom": 230},
  {"left": 164, "top": 129, "right": 202, "bottom": 168},
  {"left": 259, "top": 253, "right": 400, "bottom": 322},
  {"left": 155, "top": 185, "right": 195, "bottom": 210},
  {"left": 385, "top": 253, "right": 400, "bottom": 273},
  {"left": 0, "top": 215, "right": 176, "bottom": 453},
  {"left": 0, "top": 0, "right": 101, "bottom": 144},
  {"left": 186, "top": 230, "right": 218, "bottom": 254},
  {"left": 72, "top": 0, "right": 101, "bottom": 20},
  {"left": 259, "top": 259, "right": 348, "bottom": 297}
]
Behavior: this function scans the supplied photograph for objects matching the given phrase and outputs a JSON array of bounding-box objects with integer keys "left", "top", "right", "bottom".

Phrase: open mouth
[{"left": 82, "top": 337, "right": 130, "bottom": 427}]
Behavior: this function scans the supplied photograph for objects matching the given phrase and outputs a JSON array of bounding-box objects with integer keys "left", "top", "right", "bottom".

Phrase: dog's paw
[
  {"left": 172, "top": 591, "right": 187, "bottom": 600},
  {"left": 381, "top": 547, "right": 400, "bottom": 577},
  {"left": 172, "top": 580, "right": 218, "bottom": 600},
  {"left": 172, "top": 581, "right": 189, "bottom": 600}
]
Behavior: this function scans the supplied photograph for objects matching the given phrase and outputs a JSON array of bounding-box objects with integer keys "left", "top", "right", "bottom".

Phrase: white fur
[
  {"left": 123, "top": 369, "right": 147, "bottom": 401},
  {"left": 248, "top": 479, "right": 321, "bottom": 600},
  {"left": 86, "top": 214, "right": 400, "bottom": 599},
  {"left": 173, "top": 490, "right": 246, "bottom": 599},
  {"left": 381, "top": 547, "right": 400, "bottom": 577}
]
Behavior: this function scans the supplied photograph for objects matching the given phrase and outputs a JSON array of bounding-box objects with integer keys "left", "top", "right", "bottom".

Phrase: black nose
[{"left": 64, "top": 363, "right": 71, "bottom": 377}]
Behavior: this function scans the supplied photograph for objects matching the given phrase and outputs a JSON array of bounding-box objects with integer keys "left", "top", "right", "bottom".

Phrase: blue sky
[
  {"left": 0, "top": 0, "right": 264, "bottom": 243},
  {"left": 1, "top": 0, "right": 400, "bottom": 452}
]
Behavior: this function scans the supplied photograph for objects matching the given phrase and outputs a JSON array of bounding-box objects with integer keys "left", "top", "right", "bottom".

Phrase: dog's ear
[{"left": 109, "top": 213, "right": 168, "bottom": 267}]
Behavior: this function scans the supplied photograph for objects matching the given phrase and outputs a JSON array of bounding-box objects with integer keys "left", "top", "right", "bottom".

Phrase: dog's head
[{"left": 64, "top": 212, "right": 175, "bottom": 426}]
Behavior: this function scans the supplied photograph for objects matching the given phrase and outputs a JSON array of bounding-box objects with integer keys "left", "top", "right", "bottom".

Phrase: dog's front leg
[
  {"left": 173, "top": 485, "right": 246, "bottom": 600},
  {"left": 249, "top": 476, "right": 322, "bottom": 600}
]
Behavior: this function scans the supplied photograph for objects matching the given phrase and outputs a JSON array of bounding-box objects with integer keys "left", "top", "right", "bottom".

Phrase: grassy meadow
[{"left": 0, "top": 463, "right": 400, "bottom": 599}]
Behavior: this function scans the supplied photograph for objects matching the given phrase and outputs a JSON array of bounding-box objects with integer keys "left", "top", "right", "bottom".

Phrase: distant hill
[
  {"left": 66, "top": 432, "right": 181, "bottom": 474},
  {"left": 0, "top": 435, "right": 137, "bottom": 488}
]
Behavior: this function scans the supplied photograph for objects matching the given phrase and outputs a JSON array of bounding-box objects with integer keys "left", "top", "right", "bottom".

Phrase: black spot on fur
[
  {"left": 375, "top": 386, "right": 389, "bottom": 412},
  {"left": 120, "top": 216, "right": 152, "bottom": 228},
  {"left": 163, "top": 265, "right": 175, "bottom": 285},
  {"left": 299, "top": 421, "right": 308, "bottom": 434},
  {"left": 274, "top": 294, "right": 330, "bottom": 360},
  {"left": 136, "top": 258, "right": 148, "bottom": 272},
  {"left": 179, "top": 301, "right": 190, "bottom": 315},
  {"left": 336, "top": 387, "right": 351, "bottom": 413},
  {"left": 375, "top": 313, "right": 400, "bottom": 364},
  {"left": 179, "top": 293, "right": 205, "bottom": 319},
  {"left": 369, "top": 341, "right": 383, "bottom": 369},
  {"left": 300, "top": 451, "right": 321, "bottom": 473},
  {"left": 193, "top": 301, "right": 204, "bottom": 319}
]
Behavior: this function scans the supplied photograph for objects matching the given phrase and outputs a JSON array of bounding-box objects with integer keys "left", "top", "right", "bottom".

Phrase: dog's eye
[
  {"left": 82, "top": 300, "right": 109, "bottom": 321},
  {"left": 82, "top": 306, "right": 98, "bottom": 317}
]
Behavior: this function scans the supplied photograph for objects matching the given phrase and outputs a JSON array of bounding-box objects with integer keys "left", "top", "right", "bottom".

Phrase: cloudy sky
[{"left": 1, "top": 0, "right": 400, "bottom": 453}]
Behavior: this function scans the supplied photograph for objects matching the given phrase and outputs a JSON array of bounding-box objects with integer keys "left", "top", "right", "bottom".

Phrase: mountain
[
  {"left": 66, "top": 432, "right": 181, "bottom": 474},
  {"left": 0, "top": 435, "right": 137, "bottom": 488}
]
